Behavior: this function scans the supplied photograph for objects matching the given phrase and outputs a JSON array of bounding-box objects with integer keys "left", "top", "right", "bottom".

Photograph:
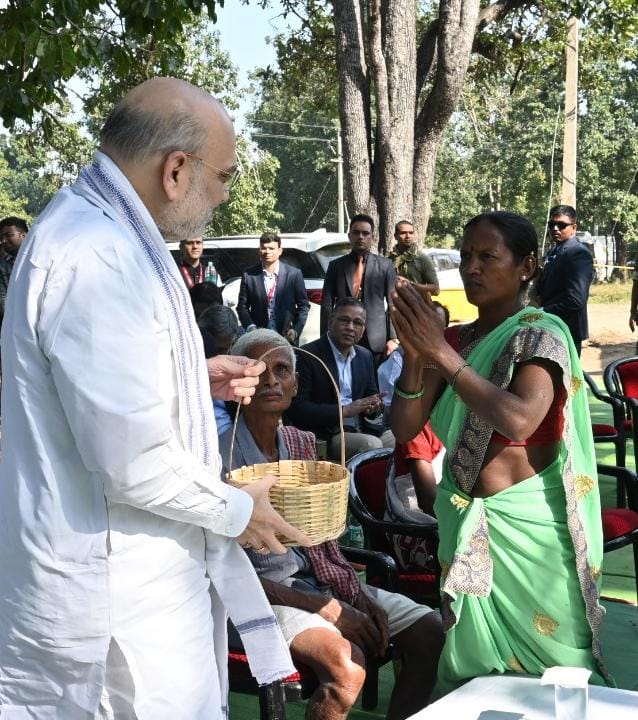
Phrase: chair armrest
[
  {"left": 583, "top": 372, "right": 623, "bottom": 410},
  {"left": 340, "top": 545, "right": 399, "bottom": 592},
  {"left": 348, "top": 494, "right": 439, "bottom": 540},
  {"left": 598, "top": 464, "right": 638, "bottom": 510}
]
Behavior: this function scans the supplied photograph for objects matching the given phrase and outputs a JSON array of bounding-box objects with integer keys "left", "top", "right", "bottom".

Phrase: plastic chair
[
  {"left": 227, "top": 546, "right": 396, "bottom": 720},
  {"left": 598, "top": 464, "right": 638, "bottom": 605},
  {"left": 583, "top": 372, "right": 626, "bottom": 505},
  {"left": 347, "top": 447, "right": 440, "bottom": 605},
  {"left": 603, "top": 358, "right": 638, "bottom": 497}
]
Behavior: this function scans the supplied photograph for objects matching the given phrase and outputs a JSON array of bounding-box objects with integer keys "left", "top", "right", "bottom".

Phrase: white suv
[{"left": 167, "top": 230, "right": 351, "bottom": 345}]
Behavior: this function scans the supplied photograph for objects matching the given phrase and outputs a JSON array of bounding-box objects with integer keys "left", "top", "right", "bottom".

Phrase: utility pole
[
  {"left": 334, "top": 127, "right": 345, "bottom": 233},
  {"left": 561, "top": 16, "right": 579, "bottom": 208}
]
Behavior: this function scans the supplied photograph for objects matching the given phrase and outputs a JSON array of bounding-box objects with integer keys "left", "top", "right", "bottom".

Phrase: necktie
[{"left": 352, "top": 255, "right": 365, "bottom": 299}]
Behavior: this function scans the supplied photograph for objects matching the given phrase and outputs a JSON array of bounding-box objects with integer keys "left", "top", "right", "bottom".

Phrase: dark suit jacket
[
  {"left": 320, "top": 252, "right": 396, "bottom": 354},
  {"left": 286, "top": 335, "right": 378, "bottom": 439},
  {"left": 535, "top": 236, "right": 594, "bottom": 343},
  {"left": 237, "top": 261, "right": 310, "bottom": 338}
]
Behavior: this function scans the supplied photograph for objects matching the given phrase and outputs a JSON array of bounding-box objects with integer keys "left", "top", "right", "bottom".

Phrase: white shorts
[{"left": 272, "top": 583, "right": 432, "bottom": 645}]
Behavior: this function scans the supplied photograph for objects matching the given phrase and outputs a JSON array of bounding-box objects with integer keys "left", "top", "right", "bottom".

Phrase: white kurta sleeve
[{"left": 36, "top": 227, "right": 252, "bottom": 538}]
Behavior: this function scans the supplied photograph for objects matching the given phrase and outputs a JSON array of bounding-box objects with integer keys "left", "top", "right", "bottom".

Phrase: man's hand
[
  {"left": 235, "top": 475, "right": 311, "bottom": 554},
  {"left": 342, "top": 393, "right": 386, "bottom": 418},
  {"left": 384, "top": 338, "right": 400, "bottom": 358},
  {"left": 285, "top": 329, "right": 298, "bottom": 344},
  {"left": 630, "top": 309, "right": 638, "bottom": 332},
  {"left": 207, "top": 356, "right": 266, "bottom": 405},
  {"left": 353, "top": 590, "right": 390, "bottom": 656},
  {"left": 412, "top": 281, "right": 440, "bottom": 298}
]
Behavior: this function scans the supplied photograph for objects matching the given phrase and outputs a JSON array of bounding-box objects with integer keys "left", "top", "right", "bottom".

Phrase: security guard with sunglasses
[{"left": 534, "top": 204, "right": 594, "bottom": 356}]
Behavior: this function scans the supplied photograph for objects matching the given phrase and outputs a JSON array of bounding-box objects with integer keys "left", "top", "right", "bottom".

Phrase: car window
[
  {"left": 171, "top": 241, "right": 352, "bottom": 282},
  {"left": 280, "top": 248, "right": 324, "bottom": 278},
  {"left": 437, "top": 255, "right": 454, "bottom": 271},
  {"left": 314, "top": 243, "right": 351, "bottom": 272},
  {"left": 201, "top": 248, "right": 259, "bottom": 282},
  {"left": 427, "top": 251, "right": 460, "bottom": 272}
]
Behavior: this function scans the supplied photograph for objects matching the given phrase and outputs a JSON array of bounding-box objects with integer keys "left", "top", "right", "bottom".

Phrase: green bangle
[
  {"left": 394, "top": 382, "right": 425, "bottom": 400},
  {"left": 450, "top": 362, "right": 470, "bottom": 391}
]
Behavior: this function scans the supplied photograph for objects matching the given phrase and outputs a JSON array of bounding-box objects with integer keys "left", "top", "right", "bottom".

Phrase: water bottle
[
  {"left": 343, "top": 517, "right": 364, "bottom": 548},
  {"left": 205, "top": 261, "right": 218, "bottom": 285}
]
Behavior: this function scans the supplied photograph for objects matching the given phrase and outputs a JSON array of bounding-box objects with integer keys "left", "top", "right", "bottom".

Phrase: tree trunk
[
  {"left": 333, "top": 0, "right": 373, "bottom": 220},
  {"left": 332, "top": 0, "right": 522, "bottom": 247},
  {"left": 368, "top": 0, "right": 416, "bottom": 253},
  {"left": 412, "top": 0, "right": 481, "bottom": 239}
]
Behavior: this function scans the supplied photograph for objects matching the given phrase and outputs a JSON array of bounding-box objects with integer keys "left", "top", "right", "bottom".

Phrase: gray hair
[
  {"left": 100, "top": 104, "right": 207, "bottom": 163},
  {"left": 230, "top": 329, "right": 296, "bottom": 371}
]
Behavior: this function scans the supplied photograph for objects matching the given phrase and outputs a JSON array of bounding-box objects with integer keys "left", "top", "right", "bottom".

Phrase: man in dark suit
[
  {"left": 237, "top": 232, "right": 310, "bottom": 344},
  {"left": 320, "top": 214, "right": 398, "bottom": 361},
  {"left": 535, "top": 205, "right": 594, "bottom": 356},
  {"left": 287, "top": 298, "right": 393, "bottom": 461}
]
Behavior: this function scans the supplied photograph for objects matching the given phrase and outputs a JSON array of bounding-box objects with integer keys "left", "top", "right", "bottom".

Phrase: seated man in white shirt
[{"left": 287, "top": 298, "right": 394, "bottom": 461}]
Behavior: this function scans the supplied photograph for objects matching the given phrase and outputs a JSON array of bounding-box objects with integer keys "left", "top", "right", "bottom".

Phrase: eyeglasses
[
  {"left": 184, "top": 152, "right": 242, "bottom": 191},
  {"left": 547, "top": 221, "right": 574, "bottom": 231},
  {"left": 334, "top": 316, "right": 365, "bottom": 329}
]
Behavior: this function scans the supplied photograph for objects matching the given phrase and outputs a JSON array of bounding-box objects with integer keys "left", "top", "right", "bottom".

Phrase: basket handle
[{"left": 228, "top": 344, "right": 346, "bottom": 472}]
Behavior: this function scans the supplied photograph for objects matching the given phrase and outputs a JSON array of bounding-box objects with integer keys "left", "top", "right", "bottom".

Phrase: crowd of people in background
[{"left": 0, "top": 74, "right": 612, "bottom": 720}]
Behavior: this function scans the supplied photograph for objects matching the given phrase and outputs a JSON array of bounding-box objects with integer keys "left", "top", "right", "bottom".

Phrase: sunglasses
[{"left": 547, "top": 221, "right": 574, "bottom": 231}]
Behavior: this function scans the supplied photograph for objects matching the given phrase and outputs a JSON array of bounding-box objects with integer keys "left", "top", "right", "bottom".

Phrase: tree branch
[
  {"left": 477, "top": 0, "right": 531, "bottom": 28},
  {"left": 415, "top": 19, "right": 439, "bottom": 101}
]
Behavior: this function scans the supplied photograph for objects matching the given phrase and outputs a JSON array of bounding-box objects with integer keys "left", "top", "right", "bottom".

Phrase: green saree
[{"left": 430, "top": 308, "right": 609, "bottom": 691}]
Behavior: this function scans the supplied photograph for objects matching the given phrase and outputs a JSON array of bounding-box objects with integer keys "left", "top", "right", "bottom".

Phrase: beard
[{"left": 155, "top": 166, "right": 216, "bottom": 241}]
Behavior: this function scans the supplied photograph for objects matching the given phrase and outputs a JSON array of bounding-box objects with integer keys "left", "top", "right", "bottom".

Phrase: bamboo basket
[{"left": 227, "top": 345, "right": 349, "bottom": 546}]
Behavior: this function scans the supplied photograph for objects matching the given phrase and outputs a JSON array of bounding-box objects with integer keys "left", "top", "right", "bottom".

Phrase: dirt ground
[{"left": 581, "top": 303, "right": 636, "bottom": 377}]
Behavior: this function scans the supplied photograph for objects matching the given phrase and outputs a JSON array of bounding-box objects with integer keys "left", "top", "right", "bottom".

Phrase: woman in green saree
[{"left": 389, "top": 211, "right": 608, "bottom": 691}]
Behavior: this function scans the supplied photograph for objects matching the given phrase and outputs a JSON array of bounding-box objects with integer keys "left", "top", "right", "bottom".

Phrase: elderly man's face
[
  {"left": 157, "top": 118, "right": 237, "bottom": 241},
  {"left": 243, "top": 343, "right": 298, "bottom": 416}
]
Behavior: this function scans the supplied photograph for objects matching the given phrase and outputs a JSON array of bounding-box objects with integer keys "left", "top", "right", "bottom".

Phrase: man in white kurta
[{"left": 0, "top": 78, "right": 299, "bottom": 719}]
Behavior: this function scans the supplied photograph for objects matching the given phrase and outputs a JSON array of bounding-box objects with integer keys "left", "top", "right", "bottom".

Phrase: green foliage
[
  {"left": 0, "top": 154, "right": 30, "bottom": 220},
  {"left": 0, "top": 0, "right": 224, "bottom": 129},
  {"left": 1, "top": 19, "right": 282, "bottom": 237},
  {"left": 1, "top": 108, "right": 95, "bottom": 219},
  {"left": 425, "top": 24, "right": 638, "bottom": 248},
  {"left": 81, "top": 20, "right": 239, "bottom": 137},
  {"left": 209, "top": 139, "right": 282, "bottom": 235},
  {"left": 249, "top": 4, "right": 340, "bottom": 232}
]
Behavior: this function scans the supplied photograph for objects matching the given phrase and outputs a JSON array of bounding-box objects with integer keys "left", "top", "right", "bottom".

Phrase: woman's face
[
  {"left": 460, "top": 220, "right": 532, "bottom": 311},
  {"left": 243, "top": 343, "right": 298, "bottom": 418}
]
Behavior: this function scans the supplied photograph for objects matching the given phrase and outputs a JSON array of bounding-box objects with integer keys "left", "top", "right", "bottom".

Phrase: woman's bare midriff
[{"left": 471, "top": 441, "right": 561, "bottom": 498}]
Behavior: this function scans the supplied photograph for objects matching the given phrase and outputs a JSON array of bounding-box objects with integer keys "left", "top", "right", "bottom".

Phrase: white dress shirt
[{"left": 0, "top": 184, "right": 252, "bottom": 718}]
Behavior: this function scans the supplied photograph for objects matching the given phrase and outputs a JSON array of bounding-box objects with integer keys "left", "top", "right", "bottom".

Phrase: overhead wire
[{"left": 302, "top": 174, "right": 333, "bottom": 232}]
